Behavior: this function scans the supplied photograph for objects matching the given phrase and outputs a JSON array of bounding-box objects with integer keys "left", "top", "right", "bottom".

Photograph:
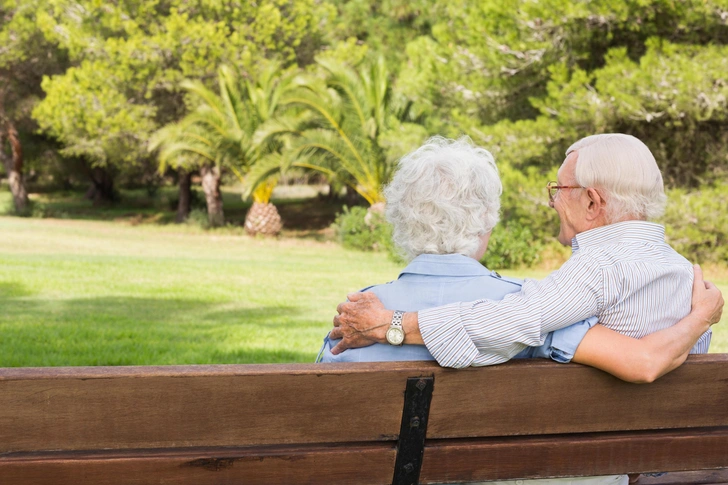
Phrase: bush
[
  {"left": 332, "top": 206, "right": 395, "bottom": 255},
  {"left": 186, "top": 208, "right": 211, "bottom": 230},
  {"left": 481, "top": 222, "right": 545, "bottom": 270},
  {"left": 661, "top": 184, "right": 728, "bottom": 264},
  {"left": 333, "top": 203, "right": 552, "bottom": 269}
]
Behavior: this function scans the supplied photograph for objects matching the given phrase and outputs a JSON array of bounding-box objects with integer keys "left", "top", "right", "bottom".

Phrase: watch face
[{"left": 386, "top": 327, "right": 405, "bottom": 345}]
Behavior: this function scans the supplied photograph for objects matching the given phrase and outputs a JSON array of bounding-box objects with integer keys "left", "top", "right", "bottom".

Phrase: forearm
[
  {"left": 402, "top": 312, "right": 423, "bottom": 345},
  {"left": 573, "top": 313, "right": 711, "bottom": 383},
  {"left": 637, "top": 312, "right": 712, "bottom": 378}
]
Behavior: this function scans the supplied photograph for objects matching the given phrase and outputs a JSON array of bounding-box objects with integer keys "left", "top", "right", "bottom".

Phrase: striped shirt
[
  {"left": 419, "top": 221, "right": 712, "bottom": 368},
  {"left": 318, "top": 253, "right": 596, "bottom": 364}
]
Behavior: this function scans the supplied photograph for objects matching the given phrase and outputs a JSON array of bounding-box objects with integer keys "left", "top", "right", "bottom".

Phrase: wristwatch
[{"left": 386, "top": 310, "right": 406, "bottom": 346}]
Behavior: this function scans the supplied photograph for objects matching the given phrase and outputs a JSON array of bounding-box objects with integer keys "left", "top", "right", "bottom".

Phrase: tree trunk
[
  {"left": 345, "top": 185, "right": 364, "bottom": 205},
  {"left": 85, "top": 166, "right": 117, "bottom": 205},
  {"left": 200, "top": 164, "right": 224, "bottom": 227},
  {"left": 2, "top": 122, "right": 29, "bottom": 214},
  {"left": 176, "top": 170, "right": 192, "bottom": 223},
  {"left": 244, "top": 201, "right": 283, "bottom": 236}
]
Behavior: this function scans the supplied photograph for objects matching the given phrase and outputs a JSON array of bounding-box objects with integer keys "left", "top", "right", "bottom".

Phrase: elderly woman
[{"left": 318, "top": 137, "right": 713, "bottom": 376}]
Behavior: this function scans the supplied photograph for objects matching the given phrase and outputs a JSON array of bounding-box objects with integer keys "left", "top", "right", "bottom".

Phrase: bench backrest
[{"left": 1, "top": 355, "right": 727, "bottom": 484}]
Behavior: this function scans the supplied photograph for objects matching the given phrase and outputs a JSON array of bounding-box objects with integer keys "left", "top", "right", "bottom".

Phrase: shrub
[
  {"left": 481, "top": 222, "right": 545, "bottom": 270},
  {"left": 333, "top": 203, "right": 551, "bottom": 269},
  {"left": 186, "top": 208, "right": 211, "bottom": 230},
  {"left": 661, "top": 184, "right": 728, "bottom": 264},
  {"left": 332, "top": 206, "right": 396, "bottom": 255}
]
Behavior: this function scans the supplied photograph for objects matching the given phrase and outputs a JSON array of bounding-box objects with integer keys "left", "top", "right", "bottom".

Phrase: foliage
[
  {"left": 285, "top": 56, "right": 426, "bottom": 204},
  {"left": 324, "top": 0, "right": 433, "bottom": 68},
  {"left": 481, "top": 222, "right": 544, "bottom": 270},
  {"left": 31, "top": 0, "right": 330, "bottom": 185},
  {"left": 532, "top": 39, "right": 728, "bottom": 186},
  {"left": 33, "top": 62, "right": 157, "bottom": 169},
  {"left": 661, "top": 184, "right": 728, "bottom": 264},
  {"left": 185, "top": 208, "right": 212, "bottom": 230},
  {"left": 3, "top": 0, "right": 728, "bottom": 264},
  {"left": 399, "top": 0, "right": 728, "bottom": 131},
  {"left": 149, "top": 59, "right": 310, "bottom": 225},
  {"left": 332, "top": 205, "right": 394, "bottom": 254}
]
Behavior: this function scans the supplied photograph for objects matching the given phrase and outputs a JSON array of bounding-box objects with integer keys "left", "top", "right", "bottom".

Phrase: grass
[
  {"left": 1, "top": 188, "right": 725, "bottom": 367},
  {"left": 0, "top": 216, "right": 402, "bottom": 366}
]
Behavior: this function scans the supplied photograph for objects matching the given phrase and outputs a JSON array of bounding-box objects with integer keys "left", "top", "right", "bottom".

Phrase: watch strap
[{"left": 391, "top": 310, "right": 404, "bottom": 329}]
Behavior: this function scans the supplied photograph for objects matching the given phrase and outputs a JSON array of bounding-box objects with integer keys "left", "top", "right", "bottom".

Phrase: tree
[
  {"left": 282, "top": 56, "right": 426, "bottom": 205},
  {"left": 398, "top": 0, "right": 728, "bottom": 139},
  {"left": 32, "top": 62, "right": 157, "bottom": 203},
  {"left": 0, "top": 0, "right": 68, "bottom": 213},
  {"left": 150, "top": 62, "right": 306, "bottom": 230},
  {"left": 530, "top": 40, "right": 728, "bottom": 186},
  {"left": 32, "top": 0, "right": 330, "bottom": 202},
  {"left": 150, "top": 116, "right": 226, "bottom": 226}
]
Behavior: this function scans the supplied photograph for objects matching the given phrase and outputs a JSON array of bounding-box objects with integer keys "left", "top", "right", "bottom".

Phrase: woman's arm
[{"left": 573, "top": 265, "right": 724, "bottom": 383}]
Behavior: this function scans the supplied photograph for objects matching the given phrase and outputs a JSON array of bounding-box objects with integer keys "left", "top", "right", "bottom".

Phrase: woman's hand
[{"left": 691, "top": 264, "right": 724, "bottom": 327}]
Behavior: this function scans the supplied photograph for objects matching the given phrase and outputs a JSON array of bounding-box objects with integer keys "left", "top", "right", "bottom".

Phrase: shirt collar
[
  {"left": 571, "top": 221, "right": 666, "bottom": 252},
  {"left": 398, "top": 253, "right": 493, "bottom": 278}
]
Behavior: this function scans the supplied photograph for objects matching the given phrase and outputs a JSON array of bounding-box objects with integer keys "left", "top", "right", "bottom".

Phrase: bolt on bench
[{"left": 1, "top": 355, "right": 727, "bottom": 484}]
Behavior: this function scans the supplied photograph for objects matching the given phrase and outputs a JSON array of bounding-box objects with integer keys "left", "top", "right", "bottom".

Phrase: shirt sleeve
[
  {"left": 515, "top": 316, "right": 598, "bottom": 363},
  {"left": 690, "top": 329, "right": 712, "bottom": 354},
  {"left": 419, "top": 253, "right": 604, "bottom": 368}
]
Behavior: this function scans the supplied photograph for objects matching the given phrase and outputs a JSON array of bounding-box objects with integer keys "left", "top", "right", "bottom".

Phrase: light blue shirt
[{"left": 318, "top": 254, "right": 596, "bottom": 364}]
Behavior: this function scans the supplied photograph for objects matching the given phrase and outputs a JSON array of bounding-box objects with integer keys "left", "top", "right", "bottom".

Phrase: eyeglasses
[{"left": 547, "top": 181, "right": 583, "bottom": 203}]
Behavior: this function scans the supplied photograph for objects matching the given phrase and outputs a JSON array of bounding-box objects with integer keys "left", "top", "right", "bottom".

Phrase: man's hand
[
  {"left": 330, "top": 292, "right": 393, "bottom": 355},
  {"left": 692, "top": 264, "right": 724, "bottom": 326}
]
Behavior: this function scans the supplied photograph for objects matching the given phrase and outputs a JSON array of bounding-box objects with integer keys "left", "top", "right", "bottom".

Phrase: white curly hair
[{"left": 383, "top": 136, "right": 502, "bottom": 261}]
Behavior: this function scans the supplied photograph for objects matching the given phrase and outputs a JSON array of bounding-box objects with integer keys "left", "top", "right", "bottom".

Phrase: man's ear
[{"left": 585, "top": 187, "right": 606, "bottom": 221}]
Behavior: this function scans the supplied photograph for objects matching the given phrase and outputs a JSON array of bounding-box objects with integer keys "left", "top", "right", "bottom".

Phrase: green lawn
[
  {"left": 0, "top": 215, "right": 725, "bottom": 367},
  {"left": 0, "top": 216, "right": 402, "bottom": 366}
]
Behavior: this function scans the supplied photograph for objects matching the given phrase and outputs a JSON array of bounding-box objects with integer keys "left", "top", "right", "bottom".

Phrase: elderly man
[{"left": 331, "top": 134, "right": 717, "bottom": 370}]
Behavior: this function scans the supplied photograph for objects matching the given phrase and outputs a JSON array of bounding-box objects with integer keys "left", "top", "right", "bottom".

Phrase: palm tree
[
  {"left": 150, "top": 61, "right": 304, "bottom": 233},
  {"left": 149, "top": 121, "right": 223, "bottom": 225},
  {"left": 278, "top": 56, "right": 424, "bottom": 205}
]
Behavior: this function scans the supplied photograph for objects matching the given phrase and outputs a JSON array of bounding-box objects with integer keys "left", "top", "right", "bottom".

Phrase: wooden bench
[{"left": 1, "top": 355, "right": 727, "bottom": 485}]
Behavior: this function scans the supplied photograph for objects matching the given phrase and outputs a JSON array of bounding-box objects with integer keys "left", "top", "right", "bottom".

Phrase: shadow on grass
[
  {"left": 0, "top": 281, "right": 34, "bottom": 298},
  {"left": 24, "top": 188, "right": 350, "bottom": 238},
  {"left": 0, "top": 295, "right": 322, "bottom": 367}
]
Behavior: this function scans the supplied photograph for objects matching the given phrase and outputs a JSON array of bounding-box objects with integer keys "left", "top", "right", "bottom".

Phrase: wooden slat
[
  {"left": 1, "top": 355, "right": 727, "bottom": 453},
  {"left": 0, "top": 443, "right": 396, "bottom": 485},
  {"left": 1, "top": 429, "right": 725, "bottom": 485},
  {"left": 420, "top": 427, "right": 728, "bottom": 483},
  {"left": 636, "top": 469, "right": 728, "bottom": 485},
  {"left": 0, "top": 362, "right": 429, "bottom": 452},
  {"left": 426, "top": 354, "right": 728, "bottom": 439}
]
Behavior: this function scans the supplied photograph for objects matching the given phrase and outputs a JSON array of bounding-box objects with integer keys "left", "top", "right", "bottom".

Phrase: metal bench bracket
[{"left": 392, "top": 376, "right": 434, "bottom": 485}]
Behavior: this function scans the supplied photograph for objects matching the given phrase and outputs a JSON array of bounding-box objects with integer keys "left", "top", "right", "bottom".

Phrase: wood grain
[
  {"left": 0, "top": 443, "right": 396, "bottom": 485},
  {"left": 1, "top": 355, "right": 727, "bottom": 453},
  {"left": 635, "top": 469, "right": 728, "bottom": 485},
  {"left": 1, "top": 429, "right": 725, "bottom": 485},
  {"left": 427, "top": 353, "right": 728, "bottom": 439},
  {"left": 420, "top": 428, "right": 728, "bottom": 483}
]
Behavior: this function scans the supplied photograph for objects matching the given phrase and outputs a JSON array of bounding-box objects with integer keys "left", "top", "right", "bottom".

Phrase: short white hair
[
  {"left": 567, "top": 134, "right": 667, "bottom": 221},
  {"left": 384, "top": 136, "right": 502, "bottom": 261}
]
